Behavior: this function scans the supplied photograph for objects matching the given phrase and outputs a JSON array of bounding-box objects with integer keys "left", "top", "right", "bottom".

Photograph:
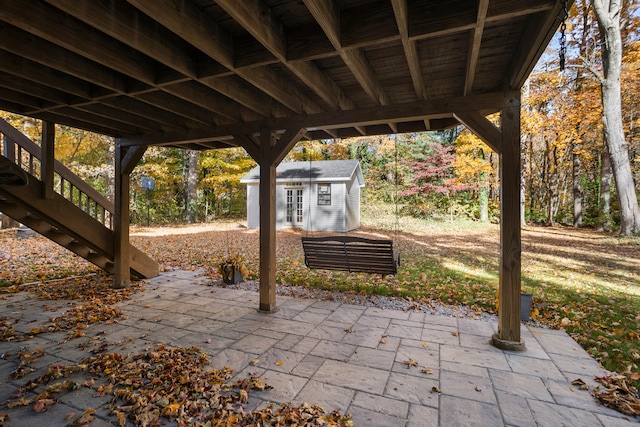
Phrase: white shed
[{"left": 240, "top": 160, "right": 365, "bottom": 232}]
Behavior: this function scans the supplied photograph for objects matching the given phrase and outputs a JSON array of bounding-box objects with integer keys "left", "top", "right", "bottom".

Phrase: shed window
[{"left": 317, "top": 183, "right": 331, "bottom": 205}]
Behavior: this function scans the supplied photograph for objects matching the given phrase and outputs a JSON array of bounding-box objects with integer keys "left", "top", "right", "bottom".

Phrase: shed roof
[
  {"left": 241, "top": 160, "right": 364, "bottom": 186},
  {"left": 0, "top": 1, "right": 570, "bottom": 150}
]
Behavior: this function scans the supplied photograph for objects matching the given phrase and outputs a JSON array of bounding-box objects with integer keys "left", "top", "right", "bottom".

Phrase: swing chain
[{"left": 559, "top": 0, "right": 568, "bottom": 71}]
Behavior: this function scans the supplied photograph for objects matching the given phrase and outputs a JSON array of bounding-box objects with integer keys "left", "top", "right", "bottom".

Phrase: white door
[{"left": 285, "top": 188, "right": 304, "bottom": 227}]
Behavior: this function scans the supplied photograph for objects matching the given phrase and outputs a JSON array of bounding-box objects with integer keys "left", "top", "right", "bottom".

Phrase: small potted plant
[{"left": 218, "top": 253, "right": 250, "bottom": 284}]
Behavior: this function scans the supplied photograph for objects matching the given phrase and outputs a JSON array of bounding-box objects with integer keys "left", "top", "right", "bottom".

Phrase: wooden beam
[
  {"left": 409, "top": 0, "right": 555, "bottom": 41},
  {"left": 124, "top": 92, "right": 507, "bottom": 145},
  {"left": 391, "top": 0, "right": 425, "bottom": 100},
  {"left": 453, "top": 111, "right": 502, "bottom": 154},
  {"left": 45, "top": 0, "right": 289, "bottom": 119},
  {"left": 304, "top": 0, "right": 389, "bottom": 106},
  {"left": 113, "top": 143, "right": 131, "bottom": 289},
  {"left": 216, "top": 0, "right": 354, "bottom": 111},
  {"left": 492, "top": 93, "right": 524, "bottom": 351},
  {"left": 271, "top": 128, "right": 304, "bottom": 166},
  {"left": 41, "top": 121, "right": 55, "bottom": 199},
  {"left": 465, "top": 0, "right": 489, "bottom": 96},
  {"left": 233, "top": 134, "right": 260, "bottom": 163},
  {"left": 506, "top": 0, "right": 572, "bottom": 89},
  {"left": 121, "top": 146, "right": 147, "bottom": 176},
  {"left": 44, "top": 0, "right": 197, "bottom": 77},
  {"left": 129, "top": 0, "right": 323, "bottom": 115},
  {"left": 0, "top": 1, "right": 156, "bottom": 86},
  {"left": 258, "top": 129, "right": 277, "bottom": 312}
]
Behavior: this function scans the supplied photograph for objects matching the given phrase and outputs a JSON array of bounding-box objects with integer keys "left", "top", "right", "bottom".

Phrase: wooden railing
[{"left": 0, "top": 118, "right": 114, "bottom": 229}]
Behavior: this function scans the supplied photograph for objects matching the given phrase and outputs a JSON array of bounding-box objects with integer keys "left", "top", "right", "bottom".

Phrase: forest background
[{"left": 1, "top": 0, "right": 639, "bottom": 235}]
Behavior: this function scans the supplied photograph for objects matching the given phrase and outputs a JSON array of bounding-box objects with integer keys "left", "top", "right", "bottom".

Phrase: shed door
[{"left": 285, "top": 188, "right": 304, "bottom": 227}]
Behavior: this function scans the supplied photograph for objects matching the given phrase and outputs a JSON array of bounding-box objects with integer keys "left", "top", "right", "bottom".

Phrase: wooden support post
[
  {"left": 41, "top": 121, "right": 55, "bottom": 199},
  {"left": 492, "top": 93, "right": 525, "bottom": 351},
  {"left": 259, "top": 129, "right": 277, "bottom": 312},
  {"left": 113, "top": 143, "right": 131, "bottom": 288}
]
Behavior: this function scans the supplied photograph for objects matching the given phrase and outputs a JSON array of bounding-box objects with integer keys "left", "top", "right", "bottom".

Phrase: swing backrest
[{"left": 302, "top": 235, "right": 399, "bottom": 275}]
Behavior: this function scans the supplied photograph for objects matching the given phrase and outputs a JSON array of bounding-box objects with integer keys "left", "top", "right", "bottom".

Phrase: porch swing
[{"left": 301, "top": 142, "right": 401, "bottom": 276}]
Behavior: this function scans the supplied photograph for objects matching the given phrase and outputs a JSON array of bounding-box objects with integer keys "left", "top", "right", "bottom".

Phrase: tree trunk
[
  {"left": 573, "top": 146, "right": 582, "bottom": 228},
  {"left": 106, "top": 143, "right": 115, "bottom": 203},
  {"left": 184, "top": 149, "right": 199, "bottom": 223},
  {"left": 520, "top": 134, "right": 528, "bottom": 226},
  {"left": 597, "top": 143, "right": 613, "bottom": 231},
  {"left": 593, "top": 0, "right": 640, "bottom": 235}
]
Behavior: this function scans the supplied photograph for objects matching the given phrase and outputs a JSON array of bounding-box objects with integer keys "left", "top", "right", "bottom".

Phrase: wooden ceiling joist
[{"left": 0, "top": 0, "right": 569, "bottom": 149}]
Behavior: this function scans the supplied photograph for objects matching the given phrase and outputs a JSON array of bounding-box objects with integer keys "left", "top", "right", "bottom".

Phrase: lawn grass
[
  {"left": 1, "top": 208, "right": 638, "bottom": 387},
  {"left": 275, "top": 202, "right": 640, "bottom": 385}
]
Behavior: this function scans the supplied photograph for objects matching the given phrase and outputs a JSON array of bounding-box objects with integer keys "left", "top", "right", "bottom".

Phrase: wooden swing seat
[{"left": 302, "top": 235, "right": 400, "bottom": 275}]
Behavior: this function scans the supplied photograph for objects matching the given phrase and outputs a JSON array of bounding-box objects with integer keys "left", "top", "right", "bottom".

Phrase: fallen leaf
[
  {"left": 452, "top": 331, "right": 459, "bottom": 337},
  {"left": 422, "top": 341, "right": 428, "bottom": 348},
  {"left": 275, "top": 360, "right": 284, "bottom": 366},
  {"left": 344, "top": 328, "right": 355, "bottom": 333},
  {"left": 421, "top": 369, "right": 433, "bottom": 375},
  {"left": 69, "top": 408, "right": 96, "bottom": 426},
  {"left": 379, "top": 338, "right": 387, "bottom": 344},
  {"left": 404, "top": 359, "right": 418, "bottom": 368},
  {"left": 33, "top": 398, "right": 55, "bottom": 413},
  {"left": 431, "top": 386, "right": 441, "bottom": 394}
]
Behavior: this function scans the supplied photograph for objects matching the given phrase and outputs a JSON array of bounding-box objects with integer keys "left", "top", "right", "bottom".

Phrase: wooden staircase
[{"left": 0, "top": 119, "right": 157, "bottom": 279}]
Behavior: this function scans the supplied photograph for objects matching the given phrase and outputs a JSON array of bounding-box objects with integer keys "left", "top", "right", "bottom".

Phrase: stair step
[{"left": 1, "top": 153, "right": 157, "bottom": 278}]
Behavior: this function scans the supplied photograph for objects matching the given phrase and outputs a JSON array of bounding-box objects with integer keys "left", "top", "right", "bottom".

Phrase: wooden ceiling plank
[
  {"left": 216, "top": 0, "right": 353, "bottom": 111},
  {"left": 129, "top": 0, "right": 319, "bottom": 115},
  {"left": 100, "top": 97, "right": 203, "bottom": 131},
  {"left": 0, "top": 24, "right": 127, "bottom": 94},
  {"left": 391, "top": 0, "right": 424, "bottom": 100},
  {"left": 197, "top": 76, "right": 290, "bottom": 118},
  {"left": 32, "top": 111, "right": 133, "bottom": 137},
  {"left": 0, "top": 51, "right": 95, "bottom": 100},
  {"left": 46, "top": 107, "right": 144, "bottom": 136},
  {"left": 44, "top": 0, "right": 264, "bottom": 120},
  {"left": 409, "top": 0, "right": 554, "bottom": 42},
  {"left": 0, "top": 1, "right": 157, "bottom": 86},
  {"left": 465, "top": 0, "right": 490, "bottom": 96},
  {"left": 127, "top": 0, "right": 233, "bottom": 70},
  {"left": 162, "top": 82, "right": 242, "bottom": 122},
  {"left": 341, "top": 48, "right": 389, "bottom": 105},
  {"left": 43, "top": 0, "right": 197, "bottom": 78},
  {"left": 506, "top": 0, "right": 570, "bottom": 88},
  {"left": 136, "top": 92, "right": 219, "bottom": 125},
  {"left": 0, "top": 73, "right": 71, "bottom": 107},
  {"left": 487, "top": 0, "right": 555, "bottom": 21},
  {"left": 305, "top": 0, "right": 389, "bottom": 106},
  {"left": 76, "top": 104, "right": 171, "bottom": 133}
]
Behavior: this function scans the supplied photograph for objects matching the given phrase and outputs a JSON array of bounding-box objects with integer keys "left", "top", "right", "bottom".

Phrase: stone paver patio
[{"left": 0, "top": 270, "right": 636, "bottom": 426}]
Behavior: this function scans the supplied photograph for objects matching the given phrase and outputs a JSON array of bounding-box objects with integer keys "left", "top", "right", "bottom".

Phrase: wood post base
[
  {"left": 258, "top": 304, "right": 278, "bottom": 313},
  {"left": 491, "top": 333, "right": 526, "bottom": 352}
]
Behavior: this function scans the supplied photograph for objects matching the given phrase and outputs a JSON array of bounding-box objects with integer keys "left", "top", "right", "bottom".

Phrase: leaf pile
[
  {"left": 0, "top": 273, "right": 143, "bottom": 343},
  {"left": 0, "top": 232, "right": 98, "bottom": 286},
  {"left": 592, "top": 375, "right": 640, "bottom": 416},
  {"left": 7, "top": 345, "right": 352, "bottom": 427}
]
